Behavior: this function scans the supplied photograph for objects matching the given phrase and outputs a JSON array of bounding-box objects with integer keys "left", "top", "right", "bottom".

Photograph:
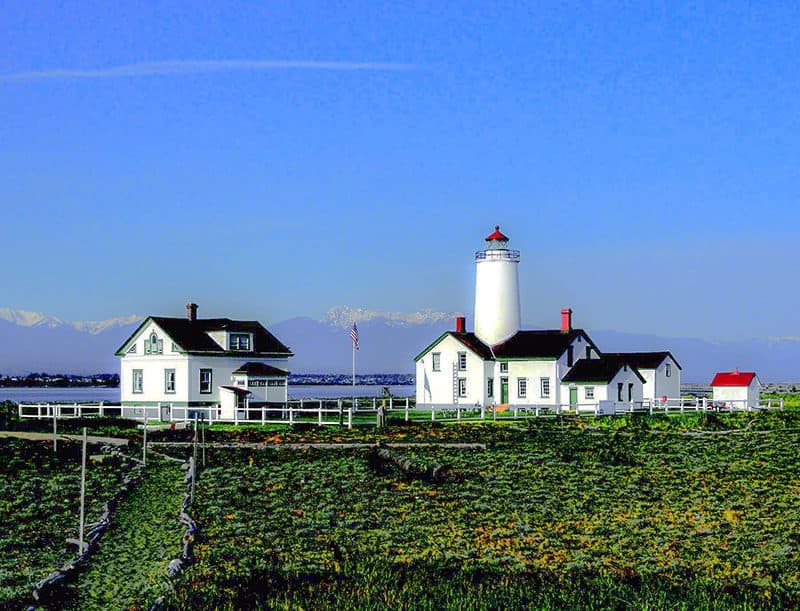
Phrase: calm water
[{"left": 0, "top": 384, "right": 413, "bottom": 404}]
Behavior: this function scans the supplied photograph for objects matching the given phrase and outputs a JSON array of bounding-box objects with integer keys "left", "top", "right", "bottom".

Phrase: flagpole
[{"left": 352, "top": 331, "right": 356, "bottom": 411}]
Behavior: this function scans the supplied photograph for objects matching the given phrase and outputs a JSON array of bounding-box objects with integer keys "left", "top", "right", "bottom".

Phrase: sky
[{"left": 1, "top": 2, "right": 799, "bottom": 341}]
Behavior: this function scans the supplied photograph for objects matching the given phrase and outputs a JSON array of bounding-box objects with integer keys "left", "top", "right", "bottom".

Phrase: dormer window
[
  {"left": 229, "top": 333, "right": 251, "bottom": 351},
  {"left": 144, "top": 332, "right": 163, "bottom": 355}
]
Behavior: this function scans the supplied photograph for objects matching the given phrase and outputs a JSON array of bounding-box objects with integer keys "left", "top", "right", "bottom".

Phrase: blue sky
[{"left": 2, "top": 2, "right": 798, "bottom": 340}]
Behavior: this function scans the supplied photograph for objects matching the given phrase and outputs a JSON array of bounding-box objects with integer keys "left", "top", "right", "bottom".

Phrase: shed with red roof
[{"left": 710, "top": 369, "right": 761, "bottom": 408}]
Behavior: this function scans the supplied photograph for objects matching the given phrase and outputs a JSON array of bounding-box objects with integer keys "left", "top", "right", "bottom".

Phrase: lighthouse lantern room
[{"left": 474, "top": 225, "right": 521, "bottom": 346}]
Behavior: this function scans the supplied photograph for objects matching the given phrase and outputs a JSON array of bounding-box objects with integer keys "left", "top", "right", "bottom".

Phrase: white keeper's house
[
  {"left": 414, "top": 226, "right": 681, "bottom": 412},
  {"left": 115, "top": 303, "right": 293, "bottom": 421}
]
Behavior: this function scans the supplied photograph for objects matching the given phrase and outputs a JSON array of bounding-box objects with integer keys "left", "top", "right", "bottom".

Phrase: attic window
[
  {"left": 229, "top": 333, "right": 251, "bottom": 351},
  {"left": 144, "top": 332, "right": 163, "bottom": 355},
  {"left": 666, "top": 364, "right": 672, "bottom": 377},
  {"left": 127, "top": 344, "right": 137, "bottom": 354}
]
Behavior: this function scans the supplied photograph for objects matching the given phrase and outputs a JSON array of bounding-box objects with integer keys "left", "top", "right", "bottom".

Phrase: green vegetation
[
  {"left": 0, "top": 439, "right": 135, "bottom": 608},
  {"left": 63, "top": 456, "right": 185, "bottom": 610},
  {"left": 160, "top": 411, "right": 800, "bottom": 609},
  {"left": 4, "top": 404, "right": 800, "bottom": 609}
]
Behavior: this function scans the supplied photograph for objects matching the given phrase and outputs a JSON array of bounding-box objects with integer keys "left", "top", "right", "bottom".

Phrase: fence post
[
  {"left": 481, "top": 404, "right": 486, "bottom": 420},
  {"left": 347, "top": 404, "right": 352, "bottom": 429},
  {"left": 702, "top": 397, "right": 707, "bottom": 411},
  {"left": 52, "top": 413, "right": 57, "bottom": 453},
  {"left": 457, "top": 404, "right": 461, "bottom": 420},
  {"left": 142, "top": 415, "right": 147, "bottom": 466},
  {"left": 493, "top": 404, "right": 497, "bottom": 421},
  {"left": 389, "top": 396, "right": 393, "bottom": 411},
  {"left": 99, "top": 402, "right": 104, "bottom": 417},
  {"left": 431, "top": 406, "right": 435, "bottom": 422},
  {"left": 405, "top": 398, "right": 409, "bottom": 422},
  {"left": 319, "top": 400, "right": 323, "bottom": 426},
  {"left": 289, "top": 402, "right": 294, "bottom": 425},
  {"left": 234, "top": 402, "right": 239, "bottom": 426},
  {"left": 78, "top": 427, "right": 87, "bottom": 553},
  {"left": 373, "top": 398, "right": 377, "bottom": 410},
  {"left": 262, "top": 404, "right": 266, "bottom": 426},
  {"left": 513, "top": 405, "right": 518, "bottom": 419}
]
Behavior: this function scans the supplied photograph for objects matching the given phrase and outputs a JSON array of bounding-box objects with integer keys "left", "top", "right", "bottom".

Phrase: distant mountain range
[{"left": 0, "top": 305, "right": 798, "bottom": 382}]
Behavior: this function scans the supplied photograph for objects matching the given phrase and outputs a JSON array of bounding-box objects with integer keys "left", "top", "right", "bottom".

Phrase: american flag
[{"left": 350, "top": 322, "right": 359, "bottom": 350}]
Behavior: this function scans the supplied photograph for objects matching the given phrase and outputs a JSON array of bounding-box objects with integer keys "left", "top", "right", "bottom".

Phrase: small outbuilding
[{"left": 710, "top": 369, "right": 761, "bottom": 409}]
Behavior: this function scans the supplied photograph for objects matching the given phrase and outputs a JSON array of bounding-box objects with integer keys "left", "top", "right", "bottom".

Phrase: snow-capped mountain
[
  {"left": 0, "top": 308, "right": 141, "bottom": 335},
  {"left": 320, "top": 305, "right": 463, "bottom": 329},
  {"left": 1, "top": 305, "right": 799, "bottom": 381}
]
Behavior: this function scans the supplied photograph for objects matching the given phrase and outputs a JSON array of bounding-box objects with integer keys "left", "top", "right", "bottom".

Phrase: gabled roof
[
  {"left": 710, "top": 371, "right": 758, "bottom": 387},
  {"left": 413, "top": 331, "right": 493, "bottom": 362},
  {"left": 232, "top": 362, "right": 289, "bottom": 377},
  {"left": 561, "top": 357, "right": 646, "bottom": 384},
  {"left": 604, "top": 351, "right": 682, "bottom": 371},
  {"left": 115, "top": 316, "right": 293, "bottom": 357},
  {"left": 493, "top": 329, "right": 597, "bottom": 360}
]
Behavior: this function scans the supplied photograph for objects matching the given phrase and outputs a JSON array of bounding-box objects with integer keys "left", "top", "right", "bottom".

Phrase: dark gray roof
[
  {"left": 604, "top": 351, "right": 682, "bottom": 370},
  {"left": 116, "top": 317, "right": 293, "bottom": 357},
  {"left": 232, "top": 362, "right": 289, "bottom": 376},
  {"left": 493, "top": 329, "right": 596, "bottom": 359},
  {"left": 220, "top": 385, "right": 252, "bottom": 395},
  {"left": 561, "top": 357, "right": 646, "bottom": 384}
]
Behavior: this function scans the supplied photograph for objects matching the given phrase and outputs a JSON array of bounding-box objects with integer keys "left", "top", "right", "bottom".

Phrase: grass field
[
  {"left": 3, "top": 402, "right": 800, "bottom": 609},
  {"left": 0, "top": 438, "right": 136, "bottom": 609},
  {"left": 159, "top": 411, "right": 800, "bottom": 609}
]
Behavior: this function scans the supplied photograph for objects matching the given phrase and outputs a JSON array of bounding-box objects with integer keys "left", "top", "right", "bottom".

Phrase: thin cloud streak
[{"left": 0, "top": 59, "right": 419, "bottom": 82}]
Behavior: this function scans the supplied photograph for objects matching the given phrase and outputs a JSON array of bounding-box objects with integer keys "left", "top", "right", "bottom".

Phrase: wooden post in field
[
  {"left": 142, "top": 415, "right": 147, "bottom": 466},
  {"left": 78, "top": 427, "right": 87, "bottom": 552}
]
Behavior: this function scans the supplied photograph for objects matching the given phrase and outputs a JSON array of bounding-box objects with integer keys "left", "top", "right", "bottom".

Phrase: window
[
  {"left": 229, "top": 333, "right": 251, "bottom": 351},
  {"left": 200, "top": 369, "right": 213, "bottom": 394},
  {"left": 127, "top": 344, "right": 137, "bottom": 354},
  {"left": 132, "top": 369, "right": 143, "bottom": 394},
  {"left": 164, "top": 369, "right": 175, "bottom": 394},
  {"left": 487, "top": 378, "right": 494, "bottom": 398},
  {"left": 458, "top": 378, "right": 467, "bottom": 398},
  {"left": 432, "top": 352, "right": 441, "bottom": 372},
  {"left": 665, "top": 363, "right": 672, "bottom": 377},
  {"left": 617, "top": 383, "right": 624, "bottom": 402},
  {"left": 267, "top": 379, "right": 286, "bottom": 387},
  {"left": 540, "top": 377, "right": 550, "bottom": 398},
  {"left": 517, "top": 378, "right": 527, "bottom": 399},
  {"left": 500, "top": 362, "right": 509, "bottom": 373},
  {"left": 144, "top": 332, "right": 163, "bottom": 355},
  {"left": 628, "top": 383, "right": 634, "bottom": 402},
  {"left": 171, "top": 342, "right": 180, "bottom": 353},
  {"left": 585, "top": 386, "right": 595, "bottom": 399},
  {"left": 457, "top": 352, "right": 467, "bottom": 371}
]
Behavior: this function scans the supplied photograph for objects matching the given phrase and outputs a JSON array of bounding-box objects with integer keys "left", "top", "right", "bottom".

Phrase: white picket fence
[{"left": 17, "top": 395, "right": 785, "bottom": 428}]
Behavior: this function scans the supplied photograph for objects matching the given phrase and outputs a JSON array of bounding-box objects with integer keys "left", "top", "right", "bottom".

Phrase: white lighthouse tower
[{"left": 474, "top": 225, "right": 521, "bottom": 346}]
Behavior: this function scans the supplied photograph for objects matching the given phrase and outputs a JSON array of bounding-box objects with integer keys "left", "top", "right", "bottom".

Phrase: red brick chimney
[
  {"left": 187, "top": 302, "right": 198, "bottom": 322},
  {"left": 455, "top": 316, "right": 466, "bottom": 333},
  {"left": 560, "top": 308, "right": 572, "bottom": 332}
]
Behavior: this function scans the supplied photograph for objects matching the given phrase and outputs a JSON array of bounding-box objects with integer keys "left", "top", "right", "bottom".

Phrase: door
[
  {"left": 160, "top": 404, "right": 171, "bottom": 422},
  {"left": 500, "top": 378, "right": 509, "bottom": 404},
  {"left": 569, "top": 387, "right": 578, "bottom": 408}
]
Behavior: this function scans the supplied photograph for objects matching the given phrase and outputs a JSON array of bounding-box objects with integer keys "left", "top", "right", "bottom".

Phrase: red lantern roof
[
  {"left": 710, "top": 371, "right": 757, "bottom": 386},
  {"left": 485, "top": 225, "right": 508, "bottom": 241}
]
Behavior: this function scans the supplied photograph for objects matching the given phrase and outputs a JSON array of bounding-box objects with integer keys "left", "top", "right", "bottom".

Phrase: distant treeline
[
  {"left": 0, "top": 373, "right": 119, "bottom": 388},
  {"left": 289, "top": 373, "right": 415, "bottom": 386}
]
